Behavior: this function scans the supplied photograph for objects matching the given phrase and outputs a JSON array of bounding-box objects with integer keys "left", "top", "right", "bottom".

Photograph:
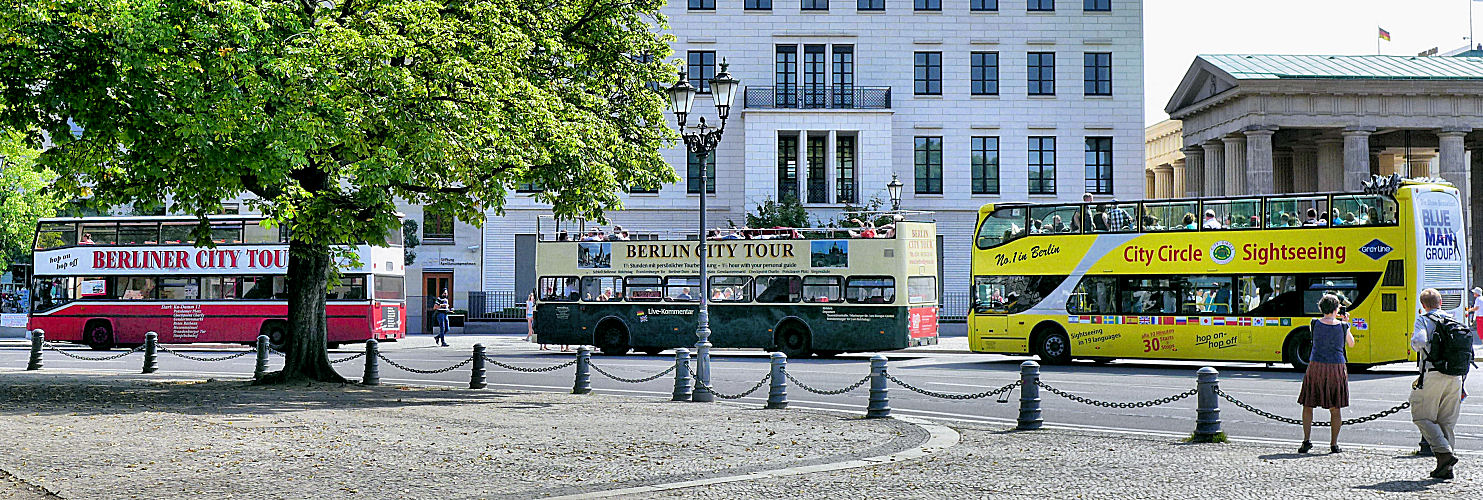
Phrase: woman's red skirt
[{"left": 1297, "top": 361, "right": 1349, "bottom": 409}]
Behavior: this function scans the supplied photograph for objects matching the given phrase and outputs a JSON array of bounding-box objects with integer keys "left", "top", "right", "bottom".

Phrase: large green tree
[
  {"left": 0, "top": 0, "right": 676, "bottom": 383},
  {"left": 0, "top": 130, "right": 63, "bottom": 273}
]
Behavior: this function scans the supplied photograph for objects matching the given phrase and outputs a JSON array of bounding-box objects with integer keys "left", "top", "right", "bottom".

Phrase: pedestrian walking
[
  {"left": 1410, "top": 288, "right": 1470, "bottom": 479},
  {"left": 526, "top": 291, "right": 537, "bottom": 344},
  {"left": 1297, "top": 294, "right": 1354, "bottom": 454},
  {"left": 432, "top": 290, "right": 451, "bottom": 347},
  {"left": 1468, "top": 287, "right": 1483, "bottom": 342}
]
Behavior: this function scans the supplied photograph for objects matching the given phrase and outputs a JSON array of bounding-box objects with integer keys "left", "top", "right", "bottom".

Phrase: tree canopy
[
  {"left": 0, "top": 130, "right": 62, "bottom": 273},
  {"left": 0, "top": 0, "right": 677, "bottom": 382}
]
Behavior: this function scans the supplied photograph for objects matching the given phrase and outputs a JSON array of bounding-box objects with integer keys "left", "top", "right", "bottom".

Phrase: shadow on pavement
[
  {"left": 1352, "top": 479, "right": 1445, "bottom": 493},
  {"left": 902, "top": 358, "right": 1416, "bottom": 383},
  {"left": 1257, "top": 452, "right": 1316, "bottom": 460}
]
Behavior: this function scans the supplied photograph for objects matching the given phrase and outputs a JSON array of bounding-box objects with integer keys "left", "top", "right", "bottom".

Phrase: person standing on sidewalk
[
  {"left": 1468, "top": 287, "right": 1483, "bottom": 342},
  {"left": 433, "top": 290, "right": 451, "bottom": 347},
  {"left": 1297, "top": 294, "right": 1354, "bottom": 454},
  {"left": 1410, "top": 288, "right": 1464, "bottom": 479}
]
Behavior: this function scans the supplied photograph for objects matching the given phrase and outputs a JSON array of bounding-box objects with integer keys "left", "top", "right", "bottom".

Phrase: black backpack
[{"left": 1424, "top": 313, "right": 1475, "bottom": 377}]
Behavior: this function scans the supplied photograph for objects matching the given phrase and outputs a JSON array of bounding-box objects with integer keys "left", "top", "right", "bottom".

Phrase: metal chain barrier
[
  {"left": 587, "top": 361, "right": 676, "bottom": 384},
  {"left": 157, "top": 344, "right": 258, "bottom": 362},
  {"left": 885, "top": 371, "right": 1021, "bottom": 400},
  {"left": 483, "top": 356, "right": 578, "bottom": 373},
  {"left": 1213, "top": 387, "right": 1410, "bottom": 426},
  {"left": 689, "top": 368, "right": 772, "bottom": 400},
  {"left": 330, "top": 352, "right": 367, "bottom": 364},
  {"left": 43, "top": 342, "right": 145, "bottom": 361},
  {"left": 783, "top": 368, "right": 871, "bottom": 396},
  {"left": 376, "top": 353, "right": 474, "bottom": 375},
  {"left": 1037, "top": 380, "right": 1197, "bottom": 409}
]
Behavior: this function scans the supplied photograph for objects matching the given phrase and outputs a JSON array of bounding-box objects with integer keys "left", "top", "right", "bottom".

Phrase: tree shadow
[
  {"left": 1352, "top": 479, "right": 1445, "bottom": 493},
  {"left": 1257, "top": 452, "right": 1314, "bottom": 460}
]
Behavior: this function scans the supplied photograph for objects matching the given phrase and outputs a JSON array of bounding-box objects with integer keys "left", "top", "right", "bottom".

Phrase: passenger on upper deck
[{"left": 1202, "top": 210, "right": 1222, "bottom": 229}]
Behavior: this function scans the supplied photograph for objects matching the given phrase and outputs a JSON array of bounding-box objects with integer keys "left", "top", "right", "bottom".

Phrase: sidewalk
[{"left": 0, "top": 372, "right": 1478, "bottom": 499}]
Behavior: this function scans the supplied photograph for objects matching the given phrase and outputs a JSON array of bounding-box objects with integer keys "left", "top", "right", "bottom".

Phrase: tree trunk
[{"left": 258, "top": 238, "right": 348, "bottom": 384}]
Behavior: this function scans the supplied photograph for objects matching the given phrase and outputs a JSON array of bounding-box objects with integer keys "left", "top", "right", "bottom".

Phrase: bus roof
[
  {"left": 975, "top": 175, "right": 1449, "bottom": 214},
  {"left": 38, "top": 214, "right": 270, "bottom": 223}
]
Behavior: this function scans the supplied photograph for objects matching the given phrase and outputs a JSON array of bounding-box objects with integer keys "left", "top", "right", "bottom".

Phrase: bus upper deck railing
[{"left": 534, "top": 212, "right": 934, "bottom": 242}]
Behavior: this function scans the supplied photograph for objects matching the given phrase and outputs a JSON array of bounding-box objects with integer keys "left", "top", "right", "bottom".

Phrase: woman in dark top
[{"left": 1297, "top": 294, "right": 1356, "bottom": 453}]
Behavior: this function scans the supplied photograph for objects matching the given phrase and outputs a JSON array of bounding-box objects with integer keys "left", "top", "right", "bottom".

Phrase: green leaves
[{"left": 0, "top": 130, "right": 63, "bottom": 272}]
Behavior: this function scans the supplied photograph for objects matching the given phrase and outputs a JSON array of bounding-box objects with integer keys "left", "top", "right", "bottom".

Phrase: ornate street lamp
[
  {"left": 887, "top": 174, "right": 904, "bottom": 212},
  {"left": 666, "top": 60, "right": 738, "bottom": 403}
]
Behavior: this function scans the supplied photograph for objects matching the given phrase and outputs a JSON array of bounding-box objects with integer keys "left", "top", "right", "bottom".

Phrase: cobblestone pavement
[
  {"left": 0, "top": 373, "right": 918, "bottom": 499},
  {"left": 648, "top": 421, "right": 1481, "bottom": 499}
]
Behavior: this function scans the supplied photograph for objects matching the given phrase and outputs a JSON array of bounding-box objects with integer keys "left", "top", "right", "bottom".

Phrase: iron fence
[
  {"left": 940, "top": 292, "right": 969, "bottom": 323},
  {"left": 743, "top": 86, "right": 891, "bottom": 110},
  {"left": 468, "top": 291, "right": 524, "bottom": 321}
]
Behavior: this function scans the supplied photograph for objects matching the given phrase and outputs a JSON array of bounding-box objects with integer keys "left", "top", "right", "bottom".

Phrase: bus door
[{"left": 970, "top": 276, "right": 1011, "bottom": 349}]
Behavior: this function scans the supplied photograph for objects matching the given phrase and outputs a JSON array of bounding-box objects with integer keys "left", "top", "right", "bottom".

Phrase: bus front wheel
[
  {"left": 84, "top": 321, "right": 114, "bottom": 351},
  {"left": 1283, "top": 328, "right": 1313, "bottom": 372},
  {"left": 595, "top": 322, "right": 631, "bottom": 356},
  {"left": 261, "top": 322, "right": 288, "bottom": 352},
  {"left": 776, "top": 325, "right": 812, "bottom": 359},
  {"left": 1032, "top": 326, "right": 1071, "bottom": 365}
]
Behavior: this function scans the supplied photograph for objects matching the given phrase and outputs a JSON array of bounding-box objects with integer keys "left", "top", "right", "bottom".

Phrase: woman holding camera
[{"left": 1297, "top": 294, "right": 1355, "bottom": 454}]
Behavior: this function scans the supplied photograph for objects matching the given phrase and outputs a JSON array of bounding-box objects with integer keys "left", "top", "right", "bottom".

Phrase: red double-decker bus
[{"left": 27, "top": 215, "right": 406, "bottom": 350}]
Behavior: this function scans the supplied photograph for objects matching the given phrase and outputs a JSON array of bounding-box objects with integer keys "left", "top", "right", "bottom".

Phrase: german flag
[{"left": 1378, "top": 27, "right": 1391, "bottom": 41}]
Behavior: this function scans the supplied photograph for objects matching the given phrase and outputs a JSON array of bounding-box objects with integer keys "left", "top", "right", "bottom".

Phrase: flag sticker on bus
[{"left": 1358, "top": 239, "right": 1393, "bottom": 260}]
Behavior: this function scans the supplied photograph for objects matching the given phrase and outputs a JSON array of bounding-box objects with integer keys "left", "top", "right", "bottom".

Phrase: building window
[
  {"left": 628, "top": 183, "right": 658, "bottom": 194},
  {"left": 1084, "top": 52, "right": 1112, "bottom": 96},
  {"left": 913, "top": 52, "right": 941, "bottom": 95},
  {"left": 914, "top": 137, "right": 943, "bottom": 195},
  {"left": 915, "top": 0, "right": 939, "bottom": 11},
  {"left": 1029, "top": 136, "right": 1056, "bottom": 195},
  {"left": 778, "top": 135, "right": 800, "bottom": 201},
  {"left": 1084, "top": 0, "right": 1109, "bottom": 11},
  {"left": 1028, "top": 0, "right": 1053, "bottom": 11},
  {"left": 516, "top": 182, "right": 543, "bottom": 193},
  {"left": 858, "top": 0, "right": 884, "bottom": 10},
  {"left": 970, "top": 0, "right": 997, "bottom": 11},
  {"left": 1085, "top": 137, "right": 1113, "bottom": 195},
  {"left": 746, "top": 0, "right": 772, "bottom": 9},
  {"left": 775, "top": 45, "right": 798, "bottom": 107},
  {"left": 687, "top": 152, "right": 716, "bottom": 194},
  {"left": 803, "top": 45, "right": 827, "bottom": 108},
  {"left": 807, "top": 136, "right": 827, "bottom": 203},
  {"left": 972, "top": 137, "right": 1000, "bottom": 195},
  {"left": 836, "top": 136, "right": 857, "bottom": 204},
  {"left": 687, "top": 51, "right": 715, "bottom": 94},
  {"left": 688, "top": 0, "right": 715, "bottom": 9},
  {"left": 971, "top": 52, "right": 999, "bottom": 96},
  {"left": 423, "top": 208, "right": 454, "bottom": 244},
  {"left": 832, "top": 45, "right": 855, "bottom": 107},
  {"left": 1028, "top": 52, "right": 1055, "bottom": 96},
  {"left": 803, "top": 0, "right": 828, "bottom": 10}
]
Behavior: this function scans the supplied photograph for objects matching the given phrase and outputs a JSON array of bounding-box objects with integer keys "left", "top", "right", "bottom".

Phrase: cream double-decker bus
[
  {"left": 968, "top": 176, "right": 1466, "bottom": 369},
  {"left": 532, "top": 219, "right": 940, "bottom": 357}
]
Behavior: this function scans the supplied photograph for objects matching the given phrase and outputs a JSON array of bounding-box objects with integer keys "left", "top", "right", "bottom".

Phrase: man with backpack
[{"left": 1411, "top": 288, "right": 1471, "bottom": 479}]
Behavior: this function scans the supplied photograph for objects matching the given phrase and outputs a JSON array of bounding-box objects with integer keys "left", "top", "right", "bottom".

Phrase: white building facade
[{"left": 478, "top": 0, "right": 1145, "bottom": 306}]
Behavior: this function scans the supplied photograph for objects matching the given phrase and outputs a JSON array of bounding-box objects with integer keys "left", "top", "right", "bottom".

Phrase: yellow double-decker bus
[{"left": 968, "top": 175, "right": 1467, "bottom": 369}]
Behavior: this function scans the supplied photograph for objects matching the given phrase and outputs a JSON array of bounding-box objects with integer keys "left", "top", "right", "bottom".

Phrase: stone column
[
  {"left": 1341, "top": 127, "right": 1375, "bottom": 192},
  {"left": 1470, "top": 141, "right": 1483, "bottom": 291},
  {"left": 1155, "top": 164, "right": 1175, "bottom": 199},
  {"left": 1273, "top": 148, "right": 1294, "bottom": 193},
  {"left": 1172, "top": 159, "right": 1187, "bottom": 199},
  {"left": 1244, "top": 126, "right": 1277, "bottom": 195},
  {"left": 1202, "top": 141, "right": 1225, "bottom": 195},
  {"left": 1181, "top": 146, "right": 1204, "bottom": 197},
  {"left": 1145, "top": 168, "right": 1156, "bottom": 198},
  {"left": 1407, "top": 152, "right": 1437, "bottom": 178},
  {"left": 1291, "top": 144, "right": 1319, "bottom": 192},
  {"left": 1316, "top": 137, "right": 1344, "bottom": 192},
  {"left": 1223, "top": 134, "right": 1247, "bottom": 196}
]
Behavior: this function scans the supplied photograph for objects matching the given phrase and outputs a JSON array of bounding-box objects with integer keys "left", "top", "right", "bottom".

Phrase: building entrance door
[{"left": 423, "top": 272, "right": 453, "bottom": 334}]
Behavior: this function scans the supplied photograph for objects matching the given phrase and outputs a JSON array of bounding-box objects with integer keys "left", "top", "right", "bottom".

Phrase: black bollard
[
  {"left": 767, "top": 352, "right": 787, "bottom": 409},
  {"left": 362, "top": 339, "right": 380, "bottom": 386},
  {"left": 1017, "top": 361, "right": 1043, "bottom": 430},
  {"left": 672, "top": 348, "right": 692, "bottom": 401},
  {"left": 253, "top": 335, "right": 269, "bottom": 381},
  {"left": 866, "top": 355, "right": 890, "bottom": 419},
  {"left": 470, "top": 344, "right": 487, "bottom": 389},
  {"left": 573, "top": 346, "right": 592, "bottom": 394},
  {"left": 142, "top": 332, "right": 158, "bottom": 374},
  {"left": 1192, "top": 367, "right": 1222, "bottom": 442},
  {"left": 26, "top": 329, "right": 43, "bottom": 371}
]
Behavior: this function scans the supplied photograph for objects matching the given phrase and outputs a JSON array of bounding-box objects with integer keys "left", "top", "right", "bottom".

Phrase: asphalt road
[{"left": 0, "top": 324, "right": 1469, "bottom": 451}]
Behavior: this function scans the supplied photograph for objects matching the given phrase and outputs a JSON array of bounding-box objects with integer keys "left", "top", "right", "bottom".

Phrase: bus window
[
  {"left": 1239, "top": 275, "right": 1300, "bottom": 315},
  {"left": 709, "top": 276, "right": 750, "bottom": 302},
  {"left": 665, "top": 277, "right": 700, "bottom": 302},
  {"left": 119, "top": 277, "right": 157, "bottom": 300},
  {"left": 1202, "top": 199, "right": 1261, "bottom": 230},
  {"left": 328, "top": 276, "right": 368, "bottom": 300},
  {"left": 1067, "top": 276, "right": 1117, "bottom": 314},
  {"left": 210, "top": 223, "right": 244, "bottom": 244},
  {"left": 119, "top": 222, "right": 160, "bottom": 245},
  {"left": 373, "top": 276, "right": 404, "bottom": 300},
  {"left": 1143, "top": 201, "right": 1198, "bottom": 231},
  {"left": 1332, "top": 195, "right": 1396, "bottom": 226},
  {"left": 1304, "top": 277, "right": 1359, "bottom": 314},
  {"left": 244, "top": 221, "right": 280, "bottom": 244},
  {"left": 1088, "top": 202, "right": 1138, "bottom": 232},
  {"left": 538, "top": 276, "right": 578, "bottom": 302},
  {"left": 76, "top": 277, "right": 114, "bottom": 299},
  {"left": 32, "top": 277, "right": 75, "bottom": 311},
  {"left": 158, "top": 277, "right": 200, "bottom": 300},
  {"left": 1028, "top": 205, "right": 1079, "bottom": 235},
  {"left": 625, "top": 276, "right": 663, "bottom": 301},
  {"left": 79, "top": 224, "right": 118, "bottom": 245},
  {"left": 754, "top": 276, "right": 801, "bottom": 303},
  {"left": 35, "top": 222, "right": 76, "bottom": 250},
  {"left": 581, "top": 276, "right": 624, "bottom": 302},
  {"left": 846, "top": 277, "right": 895, "bottom": 304},
  {"left": 160, "top": 223, "right": 196, "bottom": 244},
  {"left": 382, "top": 225, "right": 404, "bottom": 246},
  {"left": 1266, "top": 196, "right": 1326, "bottom": 228},
  {"left": 1183, "top": 276, "right": 1233, "bottom": 314},
  {"left": 803, "top": 276, "right": 842, "bottom": 303},
  {"left": 1118, "top": 277, "right": 1179, "bottom": 314},
  {"left": 975, "top": 207, "right": 1027, "bottom": 249},
  {"left": 907, "top": 277, "right": 937, "bottom": 304},
  {"left": 204, "top": 277, "right": 241, "bottom": 299}
]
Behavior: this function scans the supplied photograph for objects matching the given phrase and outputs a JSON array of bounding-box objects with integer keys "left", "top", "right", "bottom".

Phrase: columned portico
[
  {"left": 1171, "top": 159, "right": 1186, "bottom": 198},
  {"left": 1341, "top": 127, "right": 1374, "bottom": 192},
  {"left": 1222, "top": 135, "right": 1246, "bottom": 195},
  {"left": 1272, "top": 148, "right": 1293, "bottom": 193},
  {"left": 1202, "top": 141, "right": 1224, "bottom": 195},
  {"left": 1182, "top": 146, "right": 1204, "bottom": 197},
  {"left": 1316, "top": 138, "right": 1344, "bottom": 192},
  {"left": 1290, "top": 145, "right": 1318, "bottom": 192},
  {"left": 1244, "top": 126, "right": 1276, "bottom": 194}
]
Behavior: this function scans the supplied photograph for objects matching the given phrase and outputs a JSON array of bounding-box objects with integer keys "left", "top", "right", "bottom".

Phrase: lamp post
[
  {"left": 666, "top": 60, "right": 739, "bottom": 403},
  {"left": 887, "top": 174, "right": 904, "bottom": 212}
]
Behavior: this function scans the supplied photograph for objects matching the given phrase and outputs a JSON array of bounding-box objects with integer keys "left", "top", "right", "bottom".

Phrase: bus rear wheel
[
  {"left": 261, "top": 321, "right": 288, "bottom": 352},
  {"left": 595, "top": 322, "right": 631, "bottom": 356},
  {"left": 1032, "top": 326, "right": 1071, "bottom": 365},
  {"left": 84, "top": 322, "right": 114, "bottom": 351},
  {"left": 1283, "top": 328, "right": 1313, "bottom": 372},
  {"left": 776, "top": 325, "right": 812, "bottom": 359}
]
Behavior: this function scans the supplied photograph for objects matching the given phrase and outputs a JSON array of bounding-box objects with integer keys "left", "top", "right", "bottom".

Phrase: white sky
[{"left": 1143, "top": 0, "right": 1483, "bottom": 126}]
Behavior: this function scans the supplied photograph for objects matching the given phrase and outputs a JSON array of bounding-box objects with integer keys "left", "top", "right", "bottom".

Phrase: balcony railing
[{"left": 744, "top": 85, "right": 892, "bottom": 110}]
